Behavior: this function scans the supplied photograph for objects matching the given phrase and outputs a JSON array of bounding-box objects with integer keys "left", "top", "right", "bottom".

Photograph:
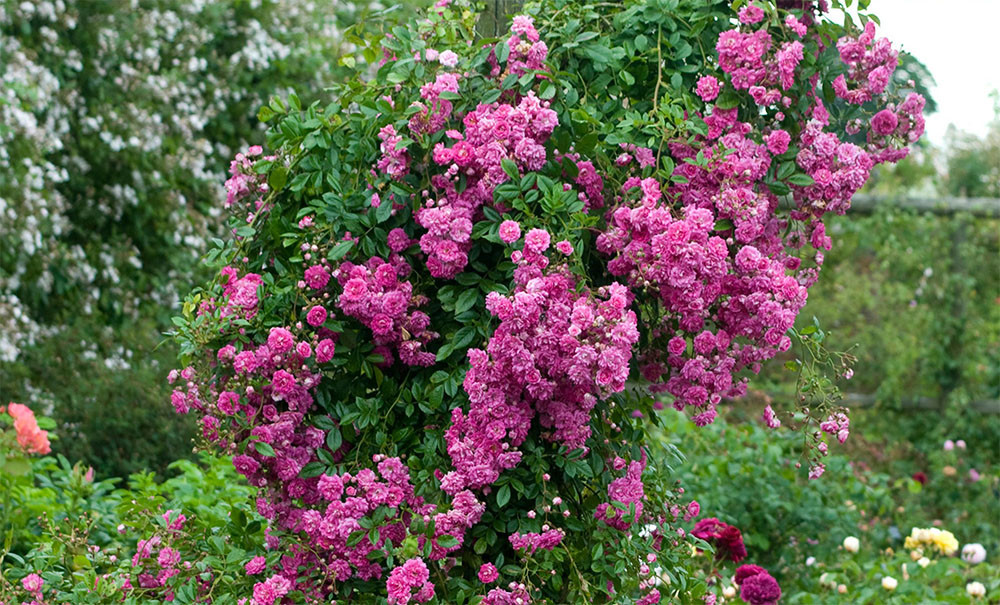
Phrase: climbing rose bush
[{"left": 166, "top": 0, "right": 924, "bottom": 602}]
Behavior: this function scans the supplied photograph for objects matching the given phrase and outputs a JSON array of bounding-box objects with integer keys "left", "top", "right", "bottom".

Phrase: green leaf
[
  {"left": 328, "top": 240, "right": 355, "bottom": 261},
  {"left": 253, "top": 441, "right": 276, "bottom": 457},
  {"left": 386, "top": 69, "right": 408, "bottom": 84},
  {"left": 577, "top": 133, "right": 599, "bottom": 154},
  {"left": 537, "top": 81, "right": 555, "bottom": 101},
  {"left": 326, "top": 426, "right": 343, "bottom": 451},
  {"left": 455, "top": 289, "right": 479, "bottom": 314},
  {"left": 437, "top": 535, "right": 459, "bottom": 549},
  {"left": 436, "top": 343, "right": 454, "bottom": 362},
  {"left": 257, "top": 106, "right": 276, "bottom": 123},
  {"left": 787, "top": 173, "right": 815, "bottom": 186},
  {"left": 496, "top": 484, "right": 511, "bottom": 507},
  {"left": 496, "top": 41, "right": 510, "bottom": 65},
  {"left": 376, "top": 195, "right": 393, "bottom": 223},
  {"left": 300, "top": 461, "right": 326, "bottom": 478},
  {"left": 347, "top": 530, "right": 366, "bottom": 547},
  {"left": 715, "top": 91, "right": 740, "bottom": 110},
  {"left": 501, "top": 158, "right": 519, "bottom": 180},
  {"left": 268, "top": 166, "right": 287, "bottom": 192},
  {"left": 767, "top": 181, "right": 790, "bottom": 196},
  {"left": 777, "top": 161, "right": 796, "bottom": 180}
]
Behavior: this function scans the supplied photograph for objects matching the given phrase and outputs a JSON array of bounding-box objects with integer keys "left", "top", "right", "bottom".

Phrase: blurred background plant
[{"left": 662, "top": 404, "right": 999, "bottom": 603}]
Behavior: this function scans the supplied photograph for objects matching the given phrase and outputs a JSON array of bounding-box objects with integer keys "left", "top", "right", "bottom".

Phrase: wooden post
[{"left": 477, "top": 0, "right": 524, "bottom": 39}]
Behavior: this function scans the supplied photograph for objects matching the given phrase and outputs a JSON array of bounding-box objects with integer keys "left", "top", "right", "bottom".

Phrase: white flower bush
[{"left": 0, "top": 0, "right": 389, "bottom": 474}]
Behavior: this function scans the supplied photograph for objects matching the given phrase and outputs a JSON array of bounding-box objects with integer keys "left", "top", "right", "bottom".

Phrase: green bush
[
  {"left": 761, "top": 206, "right": 999, "bottom": 409},
  {"left": 1, "top": 452, "right": 266, "bottom": 601}
]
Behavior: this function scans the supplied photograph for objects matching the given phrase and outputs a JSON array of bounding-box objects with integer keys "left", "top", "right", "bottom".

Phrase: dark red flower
[
  {"left": 691, "top": 517, "right": 747, "bottom": 562},
  {"left": 912, "top": 471, "right": 928, "bottom": 485},
  {"left": 718, "top": 525, "right": 747, "bottom": 562},
  {"left": 735, "top": 564, "right": 768, "bottom": 586},
  {"left": 740, "top": 571, "right": 781, "bottom": 605}
]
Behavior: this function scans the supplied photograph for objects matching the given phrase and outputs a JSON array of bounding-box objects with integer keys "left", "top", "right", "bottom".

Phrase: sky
[{"left": 869, "top": 0, "right": 1000, "bottom": 147}]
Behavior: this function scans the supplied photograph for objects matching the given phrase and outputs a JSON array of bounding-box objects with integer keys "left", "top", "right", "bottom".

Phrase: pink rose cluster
[
  {"left": 715, "top": 26, "right": 803, "bottom": 95},
  {"left": 595, "top": 457, "right": 646, "bottom": 530},
  {"left": 616, "top": 142, "right": 657, "bottom": 170},
  {"left": 377, "top": 124, "right": 410, "bottom": 180},
  {"left": 508, "top": 528, "right": 566, "bottom": 555},
  {"left": 867, "top": 92, "right": 926, "bottom": 156},
  {"left": 217, "top": 265, "right": 264, "bottom": 320},
  {"left": 409, "top": 72, "right": 461, "bottom": 135},
  {"left": 595, "top": 14, "right": 925, "bottom": 434},
  {"left": 224, "top": 145, "right": 276, "bottom": 226},
  {"left": 283, "top": 456, "right": 429, "bottom": 586},
  {"left": 412, "top": 92, "right": 558, "bottom": 278},
  {"left": 441, "top": 225, "right": 638, "bottom": 494},
  {"left": 833, "top": 21, "right": 898, "bottom": 105},
  {"left": 505, "top": 15, "right": 548, "bottom": 77},
  {"left": 127, "top": 517, "right": 201, "bottom": 601},
  {"left": 482, "top": 583, "right": 532, "bottom": 605},
  {"left": 374, "top": 15, "right": 555, "bottom": 281},
  {"left": 387, "top": 558, "right": 435, "bottom": 604},
  {"left": 335, "top": 256, "right": 437, "bottom": 367},
  {"left": 560, "top": 151, "right": 606, "bottom": 212},
  {"left": 598, "top": 173, "right": 807, "bottom": 425}
]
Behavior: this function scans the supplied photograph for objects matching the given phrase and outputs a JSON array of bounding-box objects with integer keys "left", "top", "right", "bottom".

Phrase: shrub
[
  {"left": 1, "top": 451, "right": 267, "bottom": 603},
  {"left": 163, "top": 0, "right": 928, "bottom": 601}
]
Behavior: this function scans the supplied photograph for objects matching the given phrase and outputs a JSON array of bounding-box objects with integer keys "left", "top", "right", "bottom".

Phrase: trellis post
[{"left": 477, "top": 0, "right": 524, "bottom": 39}]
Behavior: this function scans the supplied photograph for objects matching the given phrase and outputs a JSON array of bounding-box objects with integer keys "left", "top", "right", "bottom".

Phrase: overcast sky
[{"left": 871, "top": 0, "right": 1000, "bottom": 147}]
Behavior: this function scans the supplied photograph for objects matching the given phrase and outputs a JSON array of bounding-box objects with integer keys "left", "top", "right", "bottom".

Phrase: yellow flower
[
  {"left": 904, "top": 527, "right": 959, "bottom": 556},
  {"left": 931, "top": 529, "right": 959, "bottom": 556}
]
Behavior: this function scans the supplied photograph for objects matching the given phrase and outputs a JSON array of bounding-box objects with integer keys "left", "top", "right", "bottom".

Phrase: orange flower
[{"left": 6, "top": 402, "right": 51, "bottom": 455}]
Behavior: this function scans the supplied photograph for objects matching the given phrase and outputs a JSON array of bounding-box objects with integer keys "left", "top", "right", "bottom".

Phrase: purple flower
[
  {"left": 696, "top": 76, "right": 721, "bottom": 102},
  {"left": 740, "top": 570, "right": 781, "bottom": 605},
  {"left": 478, "top": 563, "right": 499, "bottom": 584},
  {"left": 245, "top": 556, "right": 267, "bottom": 575},
  {"left": 498, "top": 220, "right": 522, "bottom": 243},
  {"left": 306, "top": 305, "right": 328, "bottom": 327},
  {"left": 871, "top": 109, "right": 899, "bottom": 135}
]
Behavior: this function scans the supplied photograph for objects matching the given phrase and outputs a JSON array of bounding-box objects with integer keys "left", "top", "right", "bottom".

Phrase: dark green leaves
[
  {"left": 326, "top": 426, "right": 343, "bottom": 451},
  {"left": 496, "top": 484, "right": 511, "bottom": 507},
  {"left": 253, "top": 441, "right": 275, "bottom": 457},
  {"left": 328, "top": 240, "right": 354, "bottom": 261}
]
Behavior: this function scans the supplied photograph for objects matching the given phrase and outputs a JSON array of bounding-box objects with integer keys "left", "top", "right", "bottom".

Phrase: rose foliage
[{"left": 162, "top": 0, "right": 924, "bottom": 602}]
